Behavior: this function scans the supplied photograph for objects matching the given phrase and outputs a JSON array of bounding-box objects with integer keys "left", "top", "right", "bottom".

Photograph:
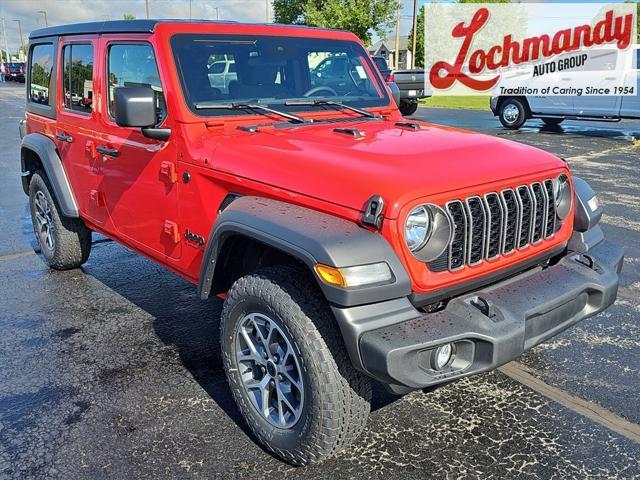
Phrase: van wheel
[
  {"left": 28, "top": 171, "right": 92, "bottom": 270},
  {"left": 541, "top": 117, "right": 564, "bottom": 127},
  {"left": 220, "top": 266, "right": 371, "bottom": 465},
  {"left": 499, "top": 98, "right": 527, "bottom": 129},
  {"left": 399, "top": 100, "right": 418, "bottom": 116}
]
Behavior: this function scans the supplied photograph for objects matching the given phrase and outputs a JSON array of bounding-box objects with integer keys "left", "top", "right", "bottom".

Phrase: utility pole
[
  {"left": 189, "top": 0, "right": 192, "bottom": 20},
  {"left": 394, "top": 2, "right": 401, "bottom": 69},
  {"left": 2, "top": 17, "right": 10, "bottom": 62},
  {"left": 38, "top": 10, "right": 49, "bottom": 27},
  {"left": 214, "top": 7, "right": 219, "bottom": 20},
  {"left": 13, "top": 19, "right": 24, "bottom": 61},
  {"left": 265, "top": 0, "right": 269, "bottom": 22},
  {"left": 410, "top": 0, "right": 418, "bottom": 69},
  {"left": 145, "top": 0, "right": 150, "bottom": 19}
]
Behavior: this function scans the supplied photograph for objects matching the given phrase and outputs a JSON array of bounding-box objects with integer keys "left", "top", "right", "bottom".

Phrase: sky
[{"left": 0, "top": 0, "right": 634, "bottom": 54}]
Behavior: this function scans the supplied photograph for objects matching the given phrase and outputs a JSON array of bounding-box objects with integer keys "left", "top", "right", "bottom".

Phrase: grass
[{"left": 419, "top": 95, "right": 490, "bottom": 111}]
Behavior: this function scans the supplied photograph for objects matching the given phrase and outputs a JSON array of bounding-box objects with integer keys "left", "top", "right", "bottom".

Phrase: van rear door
[{"left": 620, "top": 48, "right": 640, "bottom": 118}]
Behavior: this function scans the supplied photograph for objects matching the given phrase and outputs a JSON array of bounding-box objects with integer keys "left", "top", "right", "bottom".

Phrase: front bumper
[{"left": 333, "top": 238, "right": 623, "bottom": 390}]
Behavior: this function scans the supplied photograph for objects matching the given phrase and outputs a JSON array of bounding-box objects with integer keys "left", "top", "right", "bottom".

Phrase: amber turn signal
[{"left": 314, "top": 264, "right": 347, "bottom": 288}]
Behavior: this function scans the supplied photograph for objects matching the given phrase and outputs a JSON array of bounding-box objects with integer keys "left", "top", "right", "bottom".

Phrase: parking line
[
  {"left": 0, "top": 251, "right": 34, "bottom": 262},
  {"left": 500, "top": 362, "right": 640, "bottom": 444}
]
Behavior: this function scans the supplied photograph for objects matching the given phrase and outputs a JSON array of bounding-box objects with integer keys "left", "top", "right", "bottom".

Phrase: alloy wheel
[
  {"left": 34, "top": 190, "right": 55, "bottom": 251},
  {"left": 235, "top": 312, "right": 304, "bottom": 429}
]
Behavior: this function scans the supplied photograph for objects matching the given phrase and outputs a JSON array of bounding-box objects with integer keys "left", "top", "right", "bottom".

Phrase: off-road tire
[
  {"left": 399, "top": 100, "right": 418, "bottom": 116},
  {"left": 28, "top": 171, "right": 92, "bottom": 270},
  {"left": 499, "top": 97, "right": 528, "bottom": 129},
  {"left": 220, "top": 265, "right": 371, "bottom": 465},
  {"left": 541, "top": 117, "right": 564, "bottom": 127}
]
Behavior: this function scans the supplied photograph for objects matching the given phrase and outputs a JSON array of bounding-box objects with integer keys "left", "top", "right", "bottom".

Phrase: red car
[
  {"left": 19, "top": 20, "right": 622, "bottom": 465},
  {"left": 5, "top": 62, "right": 25, "bottom": 82}
]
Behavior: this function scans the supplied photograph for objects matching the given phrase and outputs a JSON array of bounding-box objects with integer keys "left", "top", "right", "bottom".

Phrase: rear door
[{"left": 54, "top": 38, "right": 104, "bottom": 223}]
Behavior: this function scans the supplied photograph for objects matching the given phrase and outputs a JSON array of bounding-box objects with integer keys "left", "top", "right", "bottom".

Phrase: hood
[{"left": 210, "top": 118, "right": 565, "bottom": 219}]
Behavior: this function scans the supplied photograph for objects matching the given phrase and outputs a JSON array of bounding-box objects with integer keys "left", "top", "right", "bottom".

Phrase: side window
[
  {"left": 108, "top": 44, "right": 166, "bottom": 121},
  {"left": 62, "top": 44, "right": 94, "bottom": 113},
  {"left": 29, "top": 44, "right": 54, "bottom": 105}
]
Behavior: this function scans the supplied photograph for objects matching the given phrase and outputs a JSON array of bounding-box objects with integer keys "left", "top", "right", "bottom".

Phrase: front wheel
[
  {"left": 399, "top": 100, "right": 418, "bottom": 116},
  {"left": 220, "top": 266, "right": 371, "bottom": 465},
  {"left": 499, "top": 98, "right": 527, "bottom": 129}
]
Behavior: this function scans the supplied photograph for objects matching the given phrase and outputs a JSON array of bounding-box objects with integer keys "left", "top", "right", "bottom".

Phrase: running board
[{"left": 531, "top": 114, "right": 622, "bottom": 123}]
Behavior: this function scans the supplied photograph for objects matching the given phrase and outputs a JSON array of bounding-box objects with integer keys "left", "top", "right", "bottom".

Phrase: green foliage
[
  {"left": 625, "top": 1, "right": 639, "bottom": 41},
  {"left": 274, "top": 0, "right": 398, "bottom": 45},
  {"left": 273, "top": 0, "right": 307, "bottom": 24},
  {"left": 123, "top": 13, "right": 136, "bottom": 20}
]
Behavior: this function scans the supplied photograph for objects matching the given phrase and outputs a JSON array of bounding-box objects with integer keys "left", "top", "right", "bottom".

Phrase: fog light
[{"left": 433, "top": 343, "right": 454, "bottom": 370}]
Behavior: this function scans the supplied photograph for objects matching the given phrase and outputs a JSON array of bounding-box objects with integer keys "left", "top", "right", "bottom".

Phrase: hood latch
[{"left": 362, "top": 195, "right": 385, "bottom": 230}]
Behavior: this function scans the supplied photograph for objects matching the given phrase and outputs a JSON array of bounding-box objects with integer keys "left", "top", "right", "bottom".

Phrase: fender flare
[
  {"left": 21, "top": 133, "right": 79, "bottom": 217},
  {"left": 197, "top": 196, "right": 412, "bottom": 307}
]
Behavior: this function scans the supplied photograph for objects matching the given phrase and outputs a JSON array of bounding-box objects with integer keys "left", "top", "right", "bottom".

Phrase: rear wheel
[
  {"left": 220, "top": 266, "right": 371, "bottom": 465},
  {"left": 499, "top": 98, "right": 527, "bottom": 129},
  {"left": 399, "top": 100, "right": 418, "bottom": 116},
  {"left": 28, "top": 171, "right": 92, "bottom": 270},
  {"left": 541, "top": 117, "right": 564, "bottom": 127}
]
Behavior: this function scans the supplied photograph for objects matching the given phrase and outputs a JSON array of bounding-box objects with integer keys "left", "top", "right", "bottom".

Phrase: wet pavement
[{"left": 1, "top": 82, "right": 639, "bottom": 479}]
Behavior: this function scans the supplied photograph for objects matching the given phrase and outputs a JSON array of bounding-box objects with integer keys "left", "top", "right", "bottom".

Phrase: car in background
[
  {"left": 388, "top": 68, "right": 429, "bottom": 116},
  {"left": 208, "top": 59, "right": 237, "bottom": 94},
  {"left": 5, "top": 62, "right": 25, "bottom": 82},
  {"left": 491, "top": 48, "right": 640, "bottom": 129}
]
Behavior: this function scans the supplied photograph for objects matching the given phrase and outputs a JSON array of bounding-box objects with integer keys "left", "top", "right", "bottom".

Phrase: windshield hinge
[{"left": 362, "top": 195, "right": 385, "bottom": 230}]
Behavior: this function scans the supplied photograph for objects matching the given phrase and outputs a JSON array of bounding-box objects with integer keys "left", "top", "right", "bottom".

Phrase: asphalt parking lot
[{"left": 1, "top": 80, "right": 639, "bottom": 479}]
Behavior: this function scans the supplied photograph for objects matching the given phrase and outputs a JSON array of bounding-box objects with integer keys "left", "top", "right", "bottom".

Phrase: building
[{"left": 368, "top": 35, "right": 413, "bottom": 70}]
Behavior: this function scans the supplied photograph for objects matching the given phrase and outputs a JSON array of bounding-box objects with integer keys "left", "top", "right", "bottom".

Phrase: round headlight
[
  {"left": 404, "top": 204, "right": 452, "bottom": 262},
  {"left": 405, "top": 206, "right": 431, "bottom": 252},
  {"left": 554, "top": 174, "right": 572, "bottom": 219}
]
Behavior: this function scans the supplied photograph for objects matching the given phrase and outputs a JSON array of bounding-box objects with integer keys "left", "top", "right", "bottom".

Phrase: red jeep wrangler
[{"left": 19, "top": 20, "right": 622, "bottom": 465}]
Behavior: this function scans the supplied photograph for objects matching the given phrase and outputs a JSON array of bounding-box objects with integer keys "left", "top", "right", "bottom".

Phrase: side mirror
[{"left": 113, "top": 87, "right": 171, "bottom": 141}]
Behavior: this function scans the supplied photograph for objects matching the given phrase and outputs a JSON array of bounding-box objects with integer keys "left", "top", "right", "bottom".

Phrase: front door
[{"left": 94, "top": 40, "right": 180, "bottom": 260}]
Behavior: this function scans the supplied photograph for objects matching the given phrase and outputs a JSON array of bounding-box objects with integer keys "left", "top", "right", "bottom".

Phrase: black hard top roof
[
  {"left": 29, "top": 19, "right": 342, "bottom": 40},
  {"left": 29, "top": 19, "right": 237, "bottom": 40}
]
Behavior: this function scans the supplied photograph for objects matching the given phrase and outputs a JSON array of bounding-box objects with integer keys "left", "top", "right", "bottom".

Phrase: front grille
[{"left": 428, "top": 179, "right": 558, "bottom": 272}]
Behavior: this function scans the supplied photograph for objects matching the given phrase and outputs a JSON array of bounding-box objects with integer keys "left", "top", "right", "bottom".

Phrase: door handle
[
  {"left": 96, "top": 146, "right": 119, "bottom": 158},
  {"left": 55, "top": 133, "right": 73, "bottom": 143}
]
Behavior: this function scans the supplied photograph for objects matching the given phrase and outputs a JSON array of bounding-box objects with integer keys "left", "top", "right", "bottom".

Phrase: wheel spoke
[
  {"left": 282, "top": 369, "right": 302, "bottom": 391},
  {"left": 250, "top": 316, "right": 271, "bottom": 353},
  {"left": 260, "top": 377, "right": 272, "bottom": 417},
  {"left": 275, "top": 382, "right": 286, "bottom": 426},
  {"left": 239, "top": 326, "right": 265, "bottom": 364}
]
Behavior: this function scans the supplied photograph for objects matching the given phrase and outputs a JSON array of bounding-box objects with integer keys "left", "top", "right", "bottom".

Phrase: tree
[
  {"left": 273, "top": 0, "right": 307, "bottom": 24},
  {"left": 123, "top": 13, "right": 136, "bottom": 20},
  {"left": 274, "top": 0, "right": 398, "bottom": 45},
  {"left": 407, "top": 6, "right": 425, "bottom": 68}
]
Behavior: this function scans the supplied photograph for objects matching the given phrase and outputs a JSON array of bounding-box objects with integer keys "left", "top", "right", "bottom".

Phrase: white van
[{"left": 491, "top": 48, "right": 639, "bottom": 129}]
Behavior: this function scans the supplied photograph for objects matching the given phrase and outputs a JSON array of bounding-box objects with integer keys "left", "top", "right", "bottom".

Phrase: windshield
[{"left": 171, "top": 34, "right": 389, "bottom": 116}]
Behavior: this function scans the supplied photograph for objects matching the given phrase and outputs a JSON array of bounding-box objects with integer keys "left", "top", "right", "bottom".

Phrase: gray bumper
[{"left": 334, "top": 239, "right": 623, "bottom": 390}]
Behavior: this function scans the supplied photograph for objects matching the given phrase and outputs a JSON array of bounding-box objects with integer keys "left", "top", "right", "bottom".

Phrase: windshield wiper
[
  {"left": 193, "top": 102, "right": 306, "bottom": 124},
  {"left": 284, "top": 100, "right": 381, "bottom": 119}
]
